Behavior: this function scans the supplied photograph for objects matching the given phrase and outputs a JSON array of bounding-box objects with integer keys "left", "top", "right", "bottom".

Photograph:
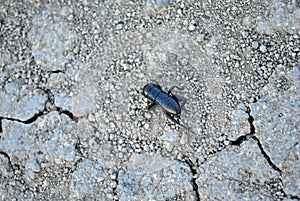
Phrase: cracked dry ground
[
  {"left": 229, "top": 105, "right": 282, "bottom": 173},
  {"left": 0, "top": 0, "right": 300, "bottom": 200}
]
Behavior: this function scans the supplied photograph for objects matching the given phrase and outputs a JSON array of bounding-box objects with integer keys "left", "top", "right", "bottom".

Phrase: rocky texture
[
  {"left": 282, "top": 143, "right": 300, "bottom": 197},
  {"left": 0, "top": 83, "right": 47, "bottom": 121},
  {"left": 250, "top": 66, "right": 299, "bottom": 169},
  {"left": 69, "top": 159, "right": 115, "bottom": 200},
  {"left": 117, "top": 153, "right": 195, "bottom": 200},
  {"left": 197, "top": 139, "right": 282, "bottom": 200},
  {"left": 28, "top": 6, "right": 77, "bottom": 71},
  {"left": 0, "top": 0, "right": 299, "bottom": 200},
  {"left": 50, "top": 71, "right": 98, "bottom": 117},
  {"left": 0, "top": 112, "right": 78, "bottom": 182}
]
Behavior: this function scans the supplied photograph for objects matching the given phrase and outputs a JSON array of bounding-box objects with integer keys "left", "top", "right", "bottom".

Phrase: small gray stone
[
  {"left": 259, "top": 45, "right": 267, "bottom": 53},
  {"left": 251, "top": 41, "right": 259, "bottom": 49},
  {"left": 196, "top": 33, "right": 205, "bottom": 43},
  {"left": 116, "top": 22, "right": 124, "bottom": 30},
  {"left": 188, "top": 24, "right": 196, "bottom": 31}
]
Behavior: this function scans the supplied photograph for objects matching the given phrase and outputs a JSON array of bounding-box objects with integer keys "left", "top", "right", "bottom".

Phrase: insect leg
[
  {"left": 165, "top": 112, "right": 181, "bottom": 125},
  {"left": 177, "top": 96, "right": 187, "bottom": 108},
  {"left": 148, "top": 102, "right": 157, "bottom": 110},
  {"left": 182, "top": 124, "right": 197, "bottom": 135},
  {"left": 168, "top": 86, "right": 183, "bottom": 94}
]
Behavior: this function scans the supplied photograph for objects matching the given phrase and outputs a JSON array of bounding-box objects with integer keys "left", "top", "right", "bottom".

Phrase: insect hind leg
[
  {"left": 168, "top": 86, "right": 183, "bottom": 94},
  {"left": 165, "top": 113, "right": 196, "bottom": 135},
  {"left": 165, "top": 112, "right": 181, "bottom": 125},
  {"left": 176, "top": 96, "right": 187, "bottom": 108}
]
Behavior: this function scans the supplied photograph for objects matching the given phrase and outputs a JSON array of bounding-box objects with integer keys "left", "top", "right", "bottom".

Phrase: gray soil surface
[{"left": 0, "top": 0, "right": 299, "bottom": 200}]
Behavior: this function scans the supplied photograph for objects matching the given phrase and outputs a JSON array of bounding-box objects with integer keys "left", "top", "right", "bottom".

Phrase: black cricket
[{"left": 143, "top": 83, "right": 186, "bottom": 125}]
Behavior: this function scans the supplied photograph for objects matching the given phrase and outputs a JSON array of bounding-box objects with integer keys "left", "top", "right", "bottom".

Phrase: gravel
[{"left": 0, "top": 0, "right": 299, "bottom": 200}]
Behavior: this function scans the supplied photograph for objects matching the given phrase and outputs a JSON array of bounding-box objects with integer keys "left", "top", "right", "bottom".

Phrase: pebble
[
  {"left": 196, "top": 33, "right": 205, "bottom": 43},
  {"left": 252, "top": 41, "right": 259, "bottom": 49},
  {"left": 116, "top": 22, "right": 124, "bottom": 30},
  {"left": 180, "top": 133, "right": 188, "bottom": 144},
  {"left": 144, "top": 123, "right": 150, "bottom": 129},
  {"left": 259, "top": 45, "right": 267, "bottom": 53},
  {"left": 188, "top": 24, "right": 196, "bottom": 31},
  {"left": 88, "top": 113, "right": 96, "bottom": 122},
  {"left": 178, "top": 57, "right": 189, "bottom": 66}
]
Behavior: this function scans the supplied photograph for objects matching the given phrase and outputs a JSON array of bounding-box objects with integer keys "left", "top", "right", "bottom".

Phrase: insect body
[{"left": 143, "top": 83, "right": 185, "bottom": 125}]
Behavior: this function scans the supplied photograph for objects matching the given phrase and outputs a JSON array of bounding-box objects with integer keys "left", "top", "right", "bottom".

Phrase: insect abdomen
[
  {"left": 155, "top": 92, "right": 180, "bottom": 114},
  {"left": 143, "top": 83, "right": 181, "bottom": 115}
]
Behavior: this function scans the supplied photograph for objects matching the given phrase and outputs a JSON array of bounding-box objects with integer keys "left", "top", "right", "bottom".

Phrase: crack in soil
[
  {"left": 0, "top": 89, "right": 78, "bottom": 126},
  {"left": 246, "top": 106, "right": 255, "bottom": 134},
  {"left": 290, "top": 195, "right": 300, "bottom": 200},
  {"left": 112, "top": 171, "right": 119, "bottom": 201},
  {"left": 230, "top": 133, "right": 253, "bottom": 146},
  {"left": 0, "top": 118, "right": 2, "bottom": 133},
  {"left": 44, "top": 89, "right": 78, "bottom": 122},
  {"left": 0, "top": 150, "right": 21, "bottom": 172},
  {"left": 58, "top": 108, "right": 78, "bottom": 122},
  {"left": 230, "top": 105, "right": 255, "bottom": 146},
  {"left": 0, "top": 110, "right": 46, "bottom": 124},
  {"left": 252, "top": 136, "right": 282, "bottom": 173},
  {"left": 0, "top": 150, "right": 12, "bottom": 166},
  {"left": 230, "top": 105, "right": 282, "bottom": 173},
  {"left": 246, "top": 106, "right": 282, "bottom": 173},
  {"left": 183, "top": 156, "right": 200, "bottom": 201},
  {"left": 0, "top": 107, "right": 77, "bottom": 125}
]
